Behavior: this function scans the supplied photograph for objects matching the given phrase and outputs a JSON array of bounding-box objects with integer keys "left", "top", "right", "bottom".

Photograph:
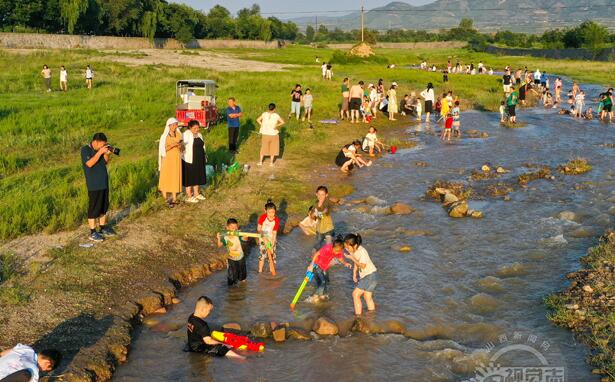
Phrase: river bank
[{"left": 546, "top": 230, "right": 615, "bottom": 382}]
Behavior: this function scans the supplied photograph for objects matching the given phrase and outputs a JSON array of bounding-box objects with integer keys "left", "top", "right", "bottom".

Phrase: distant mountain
[{"left": 292, "top": 0, "right": 615, "bottom": 33}]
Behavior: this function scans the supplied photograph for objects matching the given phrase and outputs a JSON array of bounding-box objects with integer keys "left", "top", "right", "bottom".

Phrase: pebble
[{"left": 582, "top": 285, "right": 594, "bottom": 293}]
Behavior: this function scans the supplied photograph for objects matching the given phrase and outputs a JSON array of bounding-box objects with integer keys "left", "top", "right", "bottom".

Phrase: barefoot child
[
  {"left": 302, "top": 88, "right": 313, "bottom": 122},
  {"left": 306, "top": 236, "right": 352, "bottom": 302},
  {"left": 441, "top": 113, "right": 453, "bottom": 141},
  {"left": 348, "top": 141, "right": 372, "bottom": 168},
  {"left": 343, "top": 234, "right": 378, "bottom": 316},
  {"left": 499, "top": 101, "right": 506, "bottom": 122},
  {"left": 364, "top": 126, "right": 384, "bottom": 157},
  {"left": 187, "top": 296, "right": 244, "bottom": 359},
  {"left": 452, "top": 101, "right": 461, "bottom": 137},
  {"left": 313, "top": 186, "right": 334, "bottom": 251},
  {"left": 257, "top": 199, "right": 279, "bottom": 275},
  {"left": 216, "top": 218, "right": 248, "bottom": 286}
]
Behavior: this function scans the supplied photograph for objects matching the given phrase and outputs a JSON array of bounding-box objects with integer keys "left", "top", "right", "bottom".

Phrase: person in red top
[
  {"left": 306, "top": 237, "right": 352, "bottom": 302},
  {"left": 257, "top": 199, "right": 280, "bottom": 275},
  {"left": 441, "top": 113, "right": 453, "bottom": 141}
]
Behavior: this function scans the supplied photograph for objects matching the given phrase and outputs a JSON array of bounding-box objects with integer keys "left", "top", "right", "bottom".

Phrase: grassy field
[{"left": 3, "top": 46, "right": 614, "bottom": 240}]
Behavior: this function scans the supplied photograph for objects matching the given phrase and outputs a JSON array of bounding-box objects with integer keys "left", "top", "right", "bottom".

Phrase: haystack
[{"left": 349, "top": 42, "right": 375, "bottom": 57}]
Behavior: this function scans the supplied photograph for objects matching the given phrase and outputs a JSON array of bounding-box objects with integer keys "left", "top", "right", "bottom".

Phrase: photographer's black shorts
[{"left": 88, "top": 189, "right": 109, "bottom": 219}]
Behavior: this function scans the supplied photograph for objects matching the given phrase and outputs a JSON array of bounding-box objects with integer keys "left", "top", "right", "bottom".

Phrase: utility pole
[
  {"left": 315, "top": 16, "right": 318, "bottom": 31},
  {"left": 361, "top": 4, "right": 365, "bottom": 42}
]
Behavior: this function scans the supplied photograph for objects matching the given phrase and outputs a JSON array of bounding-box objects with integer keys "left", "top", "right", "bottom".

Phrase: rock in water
[
  {"left": 469, "top": 293, "right": 499, "bottom": 314},
  {"left": 557, "top": 211, "right": 577, "bottom": 221},
  {"left": 223, "top": 322, "right": 241, "bottom": 331},
  {"left": 448, "top": 201, "right": 469, "bottom": 218},
  {"left": 365, "top": 195, "right": 386, "bottom": 205},
  {"left": 312, "top": 317, "right": 339, "bottom": 336},
  {"left": 496, "top": 166, "right": 509, "bottom": 174},
  {"left": 398, "top": 245, "right": 413, "bottom": 253},
  {"left": 250, "top": 322, "right": 272, "bottom": 338},
  {"left": 390, "top": 202, "right": 414, "bottom": 215},
  {"left": 443, "top": 193, "right": 459, "bottom": 205},
  {"left": 288, "top": 327, "right": 311, "bottom": 340},
  {"left": 370, "top": 205, "right": 392, "bottom": 215},
  {"left": 476, "top": 276, "right": 504, "bottom": 293},
  {"left": 481, "top": 165, "right": 491, "bottom": 172},
  {"left": 272, "top": 326, "right": 286, "bottom": 342},
  {"left": 470, "top": 210, "right": 483, "bottom": 219}
]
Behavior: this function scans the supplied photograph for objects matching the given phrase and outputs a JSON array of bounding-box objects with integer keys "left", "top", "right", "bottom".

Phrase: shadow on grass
[{"left": 33, "top": 313, "right": 114, "bottom": 377}]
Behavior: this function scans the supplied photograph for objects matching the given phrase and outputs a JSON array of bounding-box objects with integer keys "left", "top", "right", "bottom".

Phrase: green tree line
[{"left": 0, "top": 1, "right": 298, "bottom": 42}]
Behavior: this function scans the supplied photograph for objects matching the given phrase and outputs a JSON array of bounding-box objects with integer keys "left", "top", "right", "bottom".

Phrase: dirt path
[{"left": 97, "top": 49, "right": 296, "bottom": 72}]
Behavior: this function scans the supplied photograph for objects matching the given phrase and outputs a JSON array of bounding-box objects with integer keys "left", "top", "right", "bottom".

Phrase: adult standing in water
[
  {"left": 420, "top": 82, "right": 435, "bottom": 123},
  {"left": 256, "top": 103, "right": 285, "bottom": 167},
  {"left": 343, "top": 233, "right": 378, "bottom": 316},
  {"left": 182, "top": 120, "right": 207, "bottom": 203},
  {"left": 226, "top": 97, "right": 243, "bottom": 153},
  {"left": 502, "top": 69, "right": 512, "bottom": 94},
  {"left": 387, "top": 82, "right": 398, "bottom": 121},
  {"left": 349, "top": 81, "right": 364, "bottom": 124},
  {"left": 158, "top": 117, "right": 183, "bottom": 208},
  {"left": 340, "top": 78, "right": 350, "bottom": 121}
]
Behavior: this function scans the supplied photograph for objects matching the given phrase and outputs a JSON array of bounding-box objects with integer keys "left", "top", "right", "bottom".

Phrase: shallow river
[{"left": 114, "top": 81, "right": 613, "bottom": 381}]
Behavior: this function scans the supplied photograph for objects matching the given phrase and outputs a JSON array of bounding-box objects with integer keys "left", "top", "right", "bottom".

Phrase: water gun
[
  {"left": 290, "top": 265, "right": 317, "bottom": 310},
  {"left": 211, "top": 330, "right": 265, "bottom": 352},
  {"left": 226, "top": 161, "right": 241, "bottom": 174},
  {"left": 221, "top": 231, "right": 263, "bottom": 239}
]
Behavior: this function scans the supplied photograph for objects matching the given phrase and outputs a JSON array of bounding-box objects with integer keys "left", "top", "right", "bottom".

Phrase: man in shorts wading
[
  {"left": 349, "top": 81, "right": 364, "bottom": 124},
  {"left": 81, "top": 133, "right": 116, "bottom": 242}
]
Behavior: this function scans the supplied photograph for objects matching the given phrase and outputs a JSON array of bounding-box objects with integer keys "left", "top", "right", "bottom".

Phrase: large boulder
[
  {"left": 312, "top": 317, "right": 339, "bottom": 336},
  {"left": 443, "top": 193, "right": 459, "bottom": 205},
  {"left": 448, "top": 201, "right": 469, "bottom": 218},
  {"left": 286, "top": 327, "right": 311, "bottom": 340}
]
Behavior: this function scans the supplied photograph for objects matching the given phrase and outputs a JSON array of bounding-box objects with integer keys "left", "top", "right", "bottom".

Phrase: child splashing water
[
  {"left": 257, "top": 199, "right": 280, "bottom": 275},
  {"left": 363, "top": 126, "right": 385, "bottom": 157},
  {"left": 306, "top": 236, "right": 352, "bottom": 303},
  {"left": 343, "top": 234, "right": 378, "bottom": 315}
]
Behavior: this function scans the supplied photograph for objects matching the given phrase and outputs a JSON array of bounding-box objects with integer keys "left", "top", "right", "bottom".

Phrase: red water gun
[{"left": 211, "top": 330, "right": 265, "bottom": 352}]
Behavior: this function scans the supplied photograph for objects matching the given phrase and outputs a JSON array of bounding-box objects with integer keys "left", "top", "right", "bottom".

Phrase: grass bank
[{"left": 546, "top": 231, "right": 615, "bottom": 382}]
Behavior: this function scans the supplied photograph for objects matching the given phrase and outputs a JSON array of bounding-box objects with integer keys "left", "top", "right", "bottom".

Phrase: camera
[{"left": 106, "top": 145, "right": 121, "bottom": 156}]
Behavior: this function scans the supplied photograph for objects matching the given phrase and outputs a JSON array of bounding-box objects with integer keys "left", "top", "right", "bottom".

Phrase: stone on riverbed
[
  {"left": 390, "top": 202, "right": 414, "bottom": 215},
  {"left": 469, "top": 293, "right": 499, "bottom": 315},
  {"left": 272, "top": 326, "right": 286, "bottom": 342},
  {"left": 365, "top": 195, "right": 386, "bottom": 205},
  {"left": 448, "top": 201, "right": 469, "bottom": 218},
  {"left": 443, "top": 193, "right": 459, "bottom": 205},
  {"left": 223, "top": 322, "right": 241, "bottom": 331},
  {"left": 313, "top": 316, "right": 339, "bottom": 336},
  {"left": 496, "top": 262, "right": 527, "bottom": 278},
  {"left": 557, "top": 211, "right": 577, "bottom": 221},
  {"left": 250, "top": 322, "right": 272, "bottom": 338},
  {"left": 476, "top": 276, "right": 504, "bottom": 293},
  {"left": 286, "top": 327, "right": 311, "bottom": 340},
  {"left": 496, "top": 166, "right": 509, "bottom": 174}
]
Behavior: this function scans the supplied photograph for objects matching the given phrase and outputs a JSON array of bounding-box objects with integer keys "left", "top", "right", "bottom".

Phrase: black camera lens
[{"left": 107, "top": 146, "right": 120, "bottom": 156}]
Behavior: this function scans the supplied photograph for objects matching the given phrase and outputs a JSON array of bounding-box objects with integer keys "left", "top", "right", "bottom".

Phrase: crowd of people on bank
[{"left": 40, "top": 64, "right": 94, "bottom": 92}]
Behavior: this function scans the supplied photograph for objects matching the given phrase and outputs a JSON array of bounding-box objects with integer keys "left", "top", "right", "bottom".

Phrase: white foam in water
[{"left": 540, "top": 234, "right": 568, "bottom": 246}]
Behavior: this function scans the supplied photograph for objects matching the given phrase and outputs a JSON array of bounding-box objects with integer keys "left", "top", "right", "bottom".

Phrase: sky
[{"left": 168, "top": 0, "right": 434, "bottom": 17}]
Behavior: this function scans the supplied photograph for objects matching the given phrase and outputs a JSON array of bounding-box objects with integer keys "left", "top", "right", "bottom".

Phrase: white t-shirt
[
  {"left": 353, "top": 246, "right": 377, "bottom": 279},
  {"left": 534, "top": 70, "right": 541, "bottom": 80},
  {"left": 421, "top": 88, "right": 435, "bottom": 102},
  {"left": 86, "top": 68, "right": 93, "bottom": 79},
  {"left": 0, "top": 344, "right": 39, "bottom": 382},
  {"left": 321, "top": 64, "right": 327, "bottom": 75},
  {"left": 258, "top": 112, "right": 281, "bottom": 136},
  {"left": 365, "top": 132, "right": 377, "bottom": 146},
  {"left": 60, "top": 70, "right": 67, "bottom": 82}
]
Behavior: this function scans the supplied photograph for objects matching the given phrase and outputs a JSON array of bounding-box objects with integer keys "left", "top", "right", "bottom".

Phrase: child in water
[
  {"left": 306, "top": 236, "right": 352, "bottom": 303},
  {"left": 216, "top": 218, "right": 248, "bottom": 286},
  {"left": 364, "top": 126, "right": 385, "bottom": 157},
  {"left": 299, "top": 206, "right": 318, "bottom": 236},
  {"left": 257, "top": 199, "right": 280, "bottom": 275},
  {"left": 441, "top": 113, "right": 453, "bottom": 141},
  {"left": 313, "top": 186, "right": 334, "bottom": 252},
  {"left": 343, "top": 234, "right": 378, "bottom": 316},
  {"left": 499, "top": 101, "right": 506, "bottom": 122},
  {"left": 452, "top": 100, "right": 461, "bottom": 138},
  {"left": 186, "top": 296, "right": 244, "bottom": 359}
]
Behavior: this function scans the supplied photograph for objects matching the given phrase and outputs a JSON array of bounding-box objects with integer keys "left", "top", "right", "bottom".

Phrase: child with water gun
[
  {"left": 313, "top": 186, "right": 335, "bottom": 253},
  {"left": 305, "top": 236, "right": 352, "bottom": 303},
  {"left": 257, "top": 199, "right": 280, "bottom": 275},
  {"left": 186, "top": 296, "right": 245, "bottom": 359},
  {"left": 216, "top": 218, "right": 248, "bottom": 286}
]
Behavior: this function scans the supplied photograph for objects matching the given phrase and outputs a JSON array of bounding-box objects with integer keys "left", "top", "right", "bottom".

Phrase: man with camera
[{"left": 81, "top": 133, "right": 117, "bottom": 242}]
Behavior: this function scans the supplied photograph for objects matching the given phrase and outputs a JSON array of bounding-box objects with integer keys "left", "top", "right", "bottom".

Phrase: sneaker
[
  {"left": 186, "top": 196, "right": 198, "bottom": 203},
  {"left": 195, "top": 194, "right": 206, "bottom": 201},
  {"left": 100, "top": 226, "right": 117, "bottom": 237},
  {"left": 89, "top": 231, "right": 104, "bottom": 242}
]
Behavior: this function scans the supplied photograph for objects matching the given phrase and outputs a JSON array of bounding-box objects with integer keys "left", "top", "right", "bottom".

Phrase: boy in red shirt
[
  {"left": 306, "top": 237, "right": 352, "bottom": 302},
  {"left": 441, "top": 113, "right": 453, "bottom": 141},
  {"left": 257, "top": 199, "right": 280, "bottom": 275}
]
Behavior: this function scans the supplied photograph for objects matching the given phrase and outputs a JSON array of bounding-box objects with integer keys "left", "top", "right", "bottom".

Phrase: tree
[
  {"left": 205, "top": 5, "right": 234, "bottom": 38},
  {"left": 305, "top": 25, "right": 315, "bottom": 42},
  {"left": 259, "top": 18, "right": 272, "bottom": 41},
  {"left": 579, "top": 21, "right": 609, "bottom": 51},
  {"left": 458, "top": 18, "right": 474, "bottom": 31},
  {"left": 60, "top": 0, "right": 89, "bottom": 34}
]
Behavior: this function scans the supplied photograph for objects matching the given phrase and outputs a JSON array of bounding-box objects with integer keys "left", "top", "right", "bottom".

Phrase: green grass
[{"left": 1, "top": 45, "right": 614, "bottom": 240}]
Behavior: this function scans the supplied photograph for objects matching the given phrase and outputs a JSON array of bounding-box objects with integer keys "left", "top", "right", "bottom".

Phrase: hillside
[{"left": 292, "top": 0, "right": 615, "bottom": 33}]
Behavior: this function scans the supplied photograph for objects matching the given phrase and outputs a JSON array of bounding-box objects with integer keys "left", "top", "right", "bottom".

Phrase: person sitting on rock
[
  {"left": 186, "top": 296, "right": 244, "bottom": 359},
  {"left": 0, "top": 344, "right": 61, "bottom": 382}
]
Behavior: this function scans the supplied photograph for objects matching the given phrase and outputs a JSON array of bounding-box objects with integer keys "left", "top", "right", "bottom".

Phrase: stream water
[{"left": 114, "top": 81, "right": 613, "bottom": 381}]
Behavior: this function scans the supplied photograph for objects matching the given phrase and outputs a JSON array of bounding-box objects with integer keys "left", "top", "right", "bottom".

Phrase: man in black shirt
[
  {"left": 186, "top": 296, "right": 244, "bottom": 359},
  {"left": 502, "top": 70, "right": 512, "bottom": 94},
  {"left": 80, "top": 133, "right": 116, "bottom": 242}
]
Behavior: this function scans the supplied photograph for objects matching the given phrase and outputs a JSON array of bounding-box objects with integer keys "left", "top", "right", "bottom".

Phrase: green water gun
[{"left": 220, "top": 231, "right": 263, "bottom": 239}]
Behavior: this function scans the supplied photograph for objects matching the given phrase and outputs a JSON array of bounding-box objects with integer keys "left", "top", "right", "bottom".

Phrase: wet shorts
[
  {"left": 604, "top": 104, "right": 613, "bottom": 112},
  {"left": 259, "top": 242, "right": 277, "bottom": 263},
  {"left": 508, "top": 105, "right": 516, "bottom": 117},
  {"left": 357, "top": 272, "right": 377, "bottom": 292},
  {"left": 350, "top": 98, "right": 362, "bottom": 111}
]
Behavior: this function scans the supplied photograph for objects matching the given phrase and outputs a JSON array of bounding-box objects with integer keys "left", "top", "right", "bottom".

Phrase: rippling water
[{"left": 114, "top": 81, "right": 612, "bottom": 381}]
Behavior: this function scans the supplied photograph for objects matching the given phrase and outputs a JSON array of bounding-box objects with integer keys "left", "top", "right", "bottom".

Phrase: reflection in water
[{"left": 114, "top": 81, "right": 611, "bottom": 381}]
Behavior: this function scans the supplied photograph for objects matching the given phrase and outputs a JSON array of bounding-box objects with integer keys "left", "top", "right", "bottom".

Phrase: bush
[{"left": 328, "top": 50, "right": 388, "bottom": 65}]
